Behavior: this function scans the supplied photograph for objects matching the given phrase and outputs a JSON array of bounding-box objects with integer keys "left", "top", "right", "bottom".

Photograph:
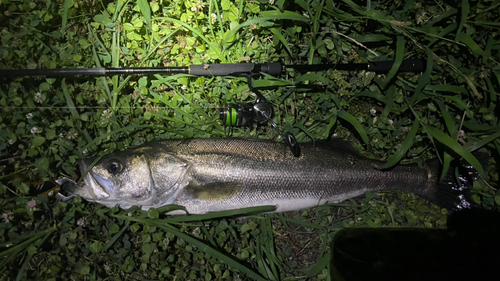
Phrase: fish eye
[{"left": 107, "top": 161, "right": 123, "bottom": 174}]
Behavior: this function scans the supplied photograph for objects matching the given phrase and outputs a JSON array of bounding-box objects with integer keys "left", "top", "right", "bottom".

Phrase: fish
[{"left": 75, "top": 138, "right": 478, "bottom": 214}]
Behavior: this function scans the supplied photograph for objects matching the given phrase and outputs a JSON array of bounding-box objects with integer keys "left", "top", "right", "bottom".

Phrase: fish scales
[
  {"left": 76, "top": 138, "right": 436, "bottom": 214},
  {"left": 168, "top": 139, "right": 430, "bottom": 213}
]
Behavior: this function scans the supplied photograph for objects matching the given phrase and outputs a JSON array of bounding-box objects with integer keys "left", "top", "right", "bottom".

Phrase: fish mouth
[{"left": 74, "top": 159, "right": 111, "bottom": 200}]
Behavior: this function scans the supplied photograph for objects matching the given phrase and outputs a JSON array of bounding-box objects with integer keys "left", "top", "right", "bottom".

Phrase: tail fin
[{"left": 423, "top": 153, "right": 489, "bottom": 212}]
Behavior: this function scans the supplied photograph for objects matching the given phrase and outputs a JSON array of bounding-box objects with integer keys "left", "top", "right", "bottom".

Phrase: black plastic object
[
  {"left": 331, "top": 208, "right": 500, "bottom": 281},
  {"left": 189, "top": 62, "right": 282, "bottom": 76}
]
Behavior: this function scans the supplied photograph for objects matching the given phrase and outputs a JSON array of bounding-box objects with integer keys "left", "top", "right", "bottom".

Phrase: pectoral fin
[{"left": 184, "top": 182, "right": 244, "bottom": 201}]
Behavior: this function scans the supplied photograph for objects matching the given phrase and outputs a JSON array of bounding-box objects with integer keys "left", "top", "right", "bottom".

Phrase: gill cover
[{"left": 82, "top": 146, "right": 190, "bottom": 207}]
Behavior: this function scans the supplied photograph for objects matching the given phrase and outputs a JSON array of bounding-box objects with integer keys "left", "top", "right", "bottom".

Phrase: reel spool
[{"left": 220, "top": 101, "right": 274, "bottom": 128}]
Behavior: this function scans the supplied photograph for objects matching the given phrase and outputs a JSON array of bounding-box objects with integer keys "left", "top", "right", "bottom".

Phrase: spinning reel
[{"left": 219, "top": 75, "right": 301, "bottom": 157}]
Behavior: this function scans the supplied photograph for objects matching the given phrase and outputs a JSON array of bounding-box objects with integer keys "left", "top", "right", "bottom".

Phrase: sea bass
[{"left": 75, "top": 138, "right": 474, "bottom": 214}]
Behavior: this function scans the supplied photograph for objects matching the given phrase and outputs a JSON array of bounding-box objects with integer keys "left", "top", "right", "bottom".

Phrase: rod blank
[
  {"left": 0, "top": 67, "right": 189, "bottom": 77},
  {"left": 286, "top": 59, "right": 425, "bottom": 73}
]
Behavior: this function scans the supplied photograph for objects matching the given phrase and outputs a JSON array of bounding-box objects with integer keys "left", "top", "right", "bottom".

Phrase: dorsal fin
[{"left": 311, "top": 138, "right": 362, "bottom": 156}]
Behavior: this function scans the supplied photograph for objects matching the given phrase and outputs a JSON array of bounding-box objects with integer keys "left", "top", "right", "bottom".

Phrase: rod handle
[
  {"left": 368, "top": 59, "right": 425, "bottom": 73},
  {"left": 189, "top": 62, "right": 282, "bottom": 76}
]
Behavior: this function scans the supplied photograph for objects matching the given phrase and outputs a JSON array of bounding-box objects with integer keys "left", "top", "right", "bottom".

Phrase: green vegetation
[{"left": 0, "top": 0, "right": 498, "bottom": 279}]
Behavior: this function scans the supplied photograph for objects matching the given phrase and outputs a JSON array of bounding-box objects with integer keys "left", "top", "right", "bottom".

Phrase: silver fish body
[{"left": 76, "top": 138, "right": 441, "bottom": 214}]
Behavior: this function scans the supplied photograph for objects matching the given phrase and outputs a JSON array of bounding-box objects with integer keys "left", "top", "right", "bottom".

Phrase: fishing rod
[
  {"left": 0, "top": 59, "right": 425, "bottom": 159},
  {"left": 0, "top": 59, "right": 424, "bottom": 77},
  {"left": 1, "top": 59, "right": 426, "bottom": 200}
]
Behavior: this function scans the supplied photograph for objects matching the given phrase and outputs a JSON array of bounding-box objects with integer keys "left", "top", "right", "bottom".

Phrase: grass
[{"left": 0, "top": 0, "right": 499, "bottom": 280}]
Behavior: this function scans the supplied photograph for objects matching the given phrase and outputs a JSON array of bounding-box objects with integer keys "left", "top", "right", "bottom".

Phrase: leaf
[
  {"left": 465, "top": 130, "right": 500, "bottom": 152},
  {"left": 409, "top": 51, "right": 433, "bottom": 106},
  {"left": 221, "top": 0, "right": 231, "bottom": 11},
  {"left": 73, "top": 54, "right": 82, "bottom": 62},
  {"left": 293, "top": 122, "right": 315, "bottom": 141},
  {"left": 123, "top": 23, "right": 135, "bottom": 31},
  {"left": 154, "top": 17, "right": 223, "bottom": 61},
  {"left": 424, "top": 84, "right": 467, "bottom": 94},
  {"left": 455, "top": 0, "right": 470, "bottom": 41},
  {"left": 127, "top": 32, "right": 143, "bottom": 41},
  {"left": 160, "top": 206, "right": 276, "bottom": 223},
  {"left": 79, "top": 265, "right": 90, "bottom": 275},
  {"left": 93, "top": 13, "right": 111, "bottom": 25},
  {"left": 39, "top": 82, "right": 50, "bottom": 92},
  {"left": 109, "top": 224, "right": 120, "bottom": 235},
  {"left": 78, "top": 38, "right": 91, "bottom": 50},
  {"left": 241, "top": 223, "right": 250, "bottom": 233},
  {"left": 137, "top": 0, "right": 151, "bottom": 30},
  {"left": 376, "top": 120, "right": 420, "bottom": 170},
  {"left": 384, "top": 36, "right": 405, "bottom": 88},
  {"left": 340, "top": 0, "right": 364, "bottom": 14},
  {"left": 355, "top": 91, "right": 386, "bottom": 103},
  {"left": 59, "top": 235, "right": 67, "bottom": 247},
  {"left": 352, "top": 34, "right": 391, "bottom": 42},
  {"left": 132, "top": 18, "right": 143, "bottom": 28},
  {"left": 457, "top": 33, "right": 487, "bottom": 57},
  {"left": 89, "top": 241, "right": 104, "bottom": 254},
  {"left": 422, "top": 124, "right": 485, "bottom": 177},
  {"left": 180, "top": 13, "right": 188, "bottom": 22},
  {"left": 138, "top": 77, "right": 148, "bottom": 87},
  {"left": 45, "top": 129, "right": 56, "bottom": 140},
  {"left": 195, "top": 44, "right": 206, "bottom": 53},
  {"left": 380, "top": 85, "right": 395, "bottom": 120},
  {"left": 294, "top": 73, "right": 334, "bottom": 85},
  {"left": 270, "top": 28, "right": 292, "bottom": 57},
  {"left": 61, "top": 80, "right": 80, "bottom": 120},
  {"left": 252, "top": 79, "right": 293, "bottom": 88},
  {"left": 435, "top": 100, "right": 457, "bottom": 136},
  {"left": 35, "top": 157, "right": 50, "bottom": 173},
  {"left": 32, "top": 136, "right": 46, "bottom": 147},
  {"left": 61, "top": 0, "right": 73, "bottom": 29},
  {"left": 338, "top": 111, "right": 368, "bottom": 144},
  {"left": 259, "top": 10, "right": 312, "bottom": 21},
  {"left": 443, "top": 96, "right": 473, "bottom": 117},
  {"left": 186, "top": 37, "right": 196, "bottom": 46},
  {"left": 323, "top": 111, "right": 337, "bottom": 138},
  {"left": 160, "top": 224, "right": 268, "bottom": 281},
  {"left": 441, "top": 152, "right": 453, "bottom": 181},
  {"left": 427, "top": 22, "right": 458, "bottom": 48},
  {"left": 130, "top": 223, "right": 141, "bottom": 233},
  {"left": 425, "top": 8, "right": 457, "bottom": 28},
  {"left": 278, "top": 216, "right": 325, "bottom": 229},
  {"left": 223, "top": 11, "right": 310, "bottom": 45},
  {"left": 306, "top": 254, "right": 329, "bottom": 277},
  {"left": 147, "top": 208, "right": 159, "bottom": 219},
  {"left": 151, "top": 1, "right": 159, "bottom": 12}
]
